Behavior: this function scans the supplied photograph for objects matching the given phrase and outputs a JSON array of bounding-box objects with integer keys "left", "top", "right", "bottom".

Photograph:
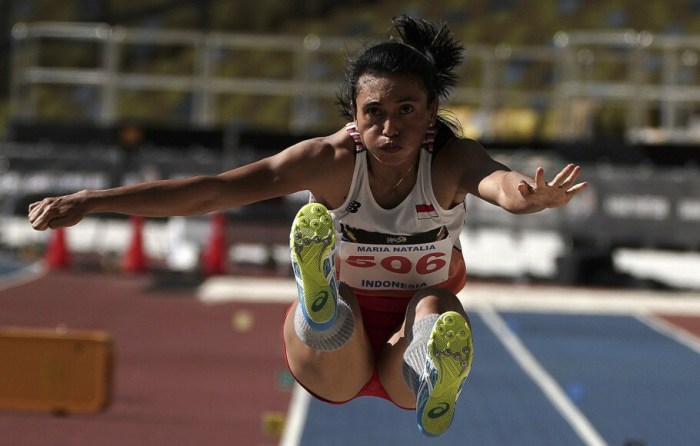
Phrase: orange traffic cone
[
  {"left": 122, "top": 216, "right": 148, "bottom": 273},
  {"left": 45, "top": 227, "right": 71, "bottom": 270},
  {"left": 202, "top": 212, "right": 227, "bottom": 276}
]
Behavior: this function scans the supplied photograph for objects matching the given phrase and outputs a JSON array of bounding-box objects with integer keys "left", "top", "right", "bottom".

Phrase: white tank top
[{"left": 324, "top": 123, "right": 467, "bottom": 293}]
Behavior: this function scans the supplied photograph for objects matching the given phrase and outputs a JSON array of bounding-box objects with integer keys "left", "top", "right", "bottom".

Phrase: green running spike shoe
[
  {"left": 416, "top": 311, "right": 473, "bottom": 437},
  {"left": 290, "top": 203, "right": 338, "bottom": 331}
]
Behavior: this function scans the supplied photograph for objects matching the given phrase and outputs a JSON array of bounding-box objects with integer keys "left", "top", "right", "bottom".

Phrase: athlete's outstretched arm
[
  {"left": 28, "top": 137, "right": 336, "bottom": 231},
  {"left": 456, "top": 139, "right": 587, "bottom": 214}
]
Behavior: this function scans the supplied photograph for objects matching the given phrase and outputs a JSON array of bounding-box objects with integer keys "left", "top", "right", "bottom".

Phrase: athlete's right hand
[{"left": 28, "top": 192, "right": 88, "bottom": 231}]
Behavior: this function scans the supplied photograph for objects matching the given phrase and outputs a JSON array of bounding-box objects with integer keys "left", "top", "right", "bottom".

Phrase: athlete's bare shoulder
[
  {"left": 279, "top": 127, "right": 356, "bottom": 208},
  {"left": 435, "top": 136, "right": 483, "bottom": 160},
  {"left": 431, "top": 136, "right": 493, "bottom": 207},
  {"left": 299, "top": 127, "right": 355, "bottom": 160}
]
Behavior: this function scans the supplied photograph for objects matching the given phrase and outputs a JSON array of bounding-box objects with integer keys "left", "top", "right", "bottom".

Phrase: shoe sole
[
  {"left": 418, "top": 311, "right": 473, "bottom": 437},
  {"left": 290, "top": 203, "right": 337, "bottom": 331}
]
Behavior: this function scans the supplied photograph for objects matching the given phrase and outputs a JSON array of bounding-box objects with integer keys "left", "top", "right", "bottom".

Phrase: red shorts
[
  {"left": 282, "top": 294, "right": 413, "bottom": 409},
  {"left": 282, "top": 250, "right": 466, "bottom": 408}
]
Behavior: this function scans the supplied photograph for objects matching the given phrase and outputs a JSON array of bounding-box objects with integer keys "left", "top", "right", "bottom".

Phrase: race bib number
[{"left": 338, "top": 237, "right": 452, "bottom": 291}]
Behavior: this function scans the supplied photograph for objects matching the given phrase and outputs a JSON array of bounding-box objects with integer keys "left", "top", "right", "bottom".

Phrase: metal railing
[
  {"left": 554, "top": 29, "right": 700, "bottom": 142},
  {"left": 10, "top": 22, "right": 700, "bottom": 141},
  {"left": 10, "top": 22, "right": 354, "bottom": 132}
]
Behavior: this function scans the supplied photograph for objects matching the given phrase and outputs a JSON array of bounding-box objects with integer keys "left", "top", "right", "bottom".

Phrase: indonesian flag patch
[{"left": 415, "top": 203, "right": 438, "bottom": 220}]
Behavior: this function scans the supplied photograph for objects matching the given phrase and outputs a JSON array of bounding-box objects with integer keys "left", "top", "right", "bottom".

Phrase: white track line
[
  {"left": 458, "top": 283, "right": 700, "bottom": 315},
  {"left": 200, "top": 278, "right": 700, "bottom": 316},
  {"left": 477, "top": 305, "right": 608, "bottom": 446},
  {"left": 279, "top": 384, "right": 311, "bottom": 446},
  {"left": 198, "top": 276, "right": 295, "bottom": 304},
  {"left": 0, "top": 262, "right": 46, "bottom": 293},
  {"left": 637, "top": 313, "right": 700, "bottom": 356}
]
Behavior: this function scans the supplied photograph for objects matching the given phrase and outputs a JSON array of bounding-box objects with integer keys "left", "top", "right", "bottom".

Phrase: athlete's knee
[
  {"left": 408, "top": 287, "right": 463, "bottom": 316},
  {"left": 285, "top": 346, "right": 371, "bottom": 402}
]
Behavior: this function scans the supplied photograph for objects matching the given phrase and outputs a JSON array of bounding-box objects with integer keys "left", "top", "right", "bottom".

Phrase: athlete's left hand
[{"left": 517, "top": 164, "right": 587, "bottom": 209}]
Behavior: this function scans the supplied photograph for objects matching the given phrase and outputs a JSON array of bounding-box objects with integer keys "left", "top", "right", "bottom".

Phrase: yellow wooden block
[
  {"left": 231, "top": 310, "right": 254, "bottom": 332},
  {"left": 0, "top": 326, "right": 113, "bottom": 414},
  {"left": 262, "top": 411, "right": 286, "bottom": 437}
]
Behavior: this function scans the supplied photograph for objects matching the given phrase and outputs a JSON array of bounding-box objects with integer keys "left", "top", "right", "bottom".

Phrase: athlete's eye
[
  {"left": 399, "top": 104, "right": 414, "bottom": 114},
  {"left": 365, "top": 106, "right": 383, "bottom": 117}
]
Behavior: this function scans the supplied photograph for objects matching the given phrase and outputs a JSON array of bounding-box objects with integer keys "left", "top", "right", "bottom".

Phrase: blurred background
[
  {"left": 1, "top": 0, "right": 700, "bottom": 289},
  {"left": 2, "top": 2, "right": 700, "bottom": 446}
]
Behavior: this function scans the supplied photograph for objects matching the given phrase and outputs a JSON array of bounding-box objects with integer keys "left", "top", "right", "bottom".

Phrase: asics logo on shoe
[
  {"left": 427, "top": 402, "right": 450, "bottom": 419},
  {"left": 311, "top": 290, "right": 329, "bottom": 312}
]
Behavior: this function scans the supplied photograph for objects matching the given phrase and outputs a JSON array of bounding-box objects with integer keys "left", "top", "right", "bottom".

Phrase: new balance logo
[{"left": 346, "top": 201, "right": 361, "bottom": 213}]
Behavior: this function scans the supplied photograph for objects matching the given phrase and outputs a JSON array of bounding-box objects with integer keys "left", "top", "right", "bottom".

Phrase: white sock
[
  {"left": 402, "top": 314, "right": 440, "bottom": 395},
  {"left": 294, "top": 298, "right": 354, "bottom": 351}
]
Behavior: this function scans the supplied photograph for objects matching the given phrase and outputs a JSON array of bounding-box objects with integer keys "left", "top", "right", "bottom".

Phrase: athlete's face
[{"left": 354, "top": 73, "right": 437, "bottom": 167}]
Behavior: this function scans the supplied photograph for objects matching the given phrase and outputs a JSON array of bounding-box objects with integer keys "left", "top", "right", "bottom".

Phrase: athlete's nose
[{"left": 382, "top": 117, "right": 399, "bottom": 137}]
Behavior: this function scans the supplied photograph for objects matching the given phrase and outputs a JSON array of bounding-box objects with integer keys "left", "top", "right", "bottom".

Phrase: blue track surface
[
  {"left": 0, "top": 254, "right": 34, "bottom": 284},
  {"left": 506, "top": 313, "right": 700, "bottom": 446},
  {"left": 0, "top": 254, "right": 26, "bottom": 275},
  {"left": 298, "top": 311, "right": 700, "bottom": 446}
]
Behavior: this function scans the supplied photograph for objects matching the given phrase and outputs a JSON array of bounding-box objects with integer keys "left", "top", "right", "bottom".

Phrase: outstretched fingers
[
  {"left": 534, "top": 166, "right": 546, "bottom": 189},
  {"left": 549, "top": 164, "right": 577, "bottom": 188},
  {"left": 518, "top": 164, "right": 589, "bottom": 208},
  {"left": 565, "top": 181, "right": 588, "bottom": 195}
]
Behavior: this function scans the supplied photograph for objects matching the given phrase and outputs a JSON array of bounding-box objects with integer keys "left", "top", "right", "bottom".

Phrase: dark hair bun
[{"left": 390, "top": 15, "right": 463, "bottom": 100}]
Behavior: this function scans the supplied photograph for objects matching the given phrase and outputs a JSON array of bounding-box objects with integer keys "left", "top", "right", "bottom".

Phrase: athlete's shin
[{"left": 402, "top": 313, "right": 440, "bottom": 395}]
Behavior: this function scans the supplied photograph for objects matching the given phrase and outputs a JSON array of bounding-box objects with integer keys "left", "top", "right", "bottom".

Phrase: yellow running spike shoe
[
  {"left": 290, "top": 203, "right": 338, "bottom": 331},
  {"left": 416, "top": 311, "right": 474, "bottom": 437}
]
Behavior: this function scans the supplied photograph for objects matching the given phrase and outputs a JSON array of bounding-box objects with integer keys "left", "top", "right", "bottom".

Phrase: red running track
[{"left": 0, "top": 271, "right": 292, "bottom": 446}]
